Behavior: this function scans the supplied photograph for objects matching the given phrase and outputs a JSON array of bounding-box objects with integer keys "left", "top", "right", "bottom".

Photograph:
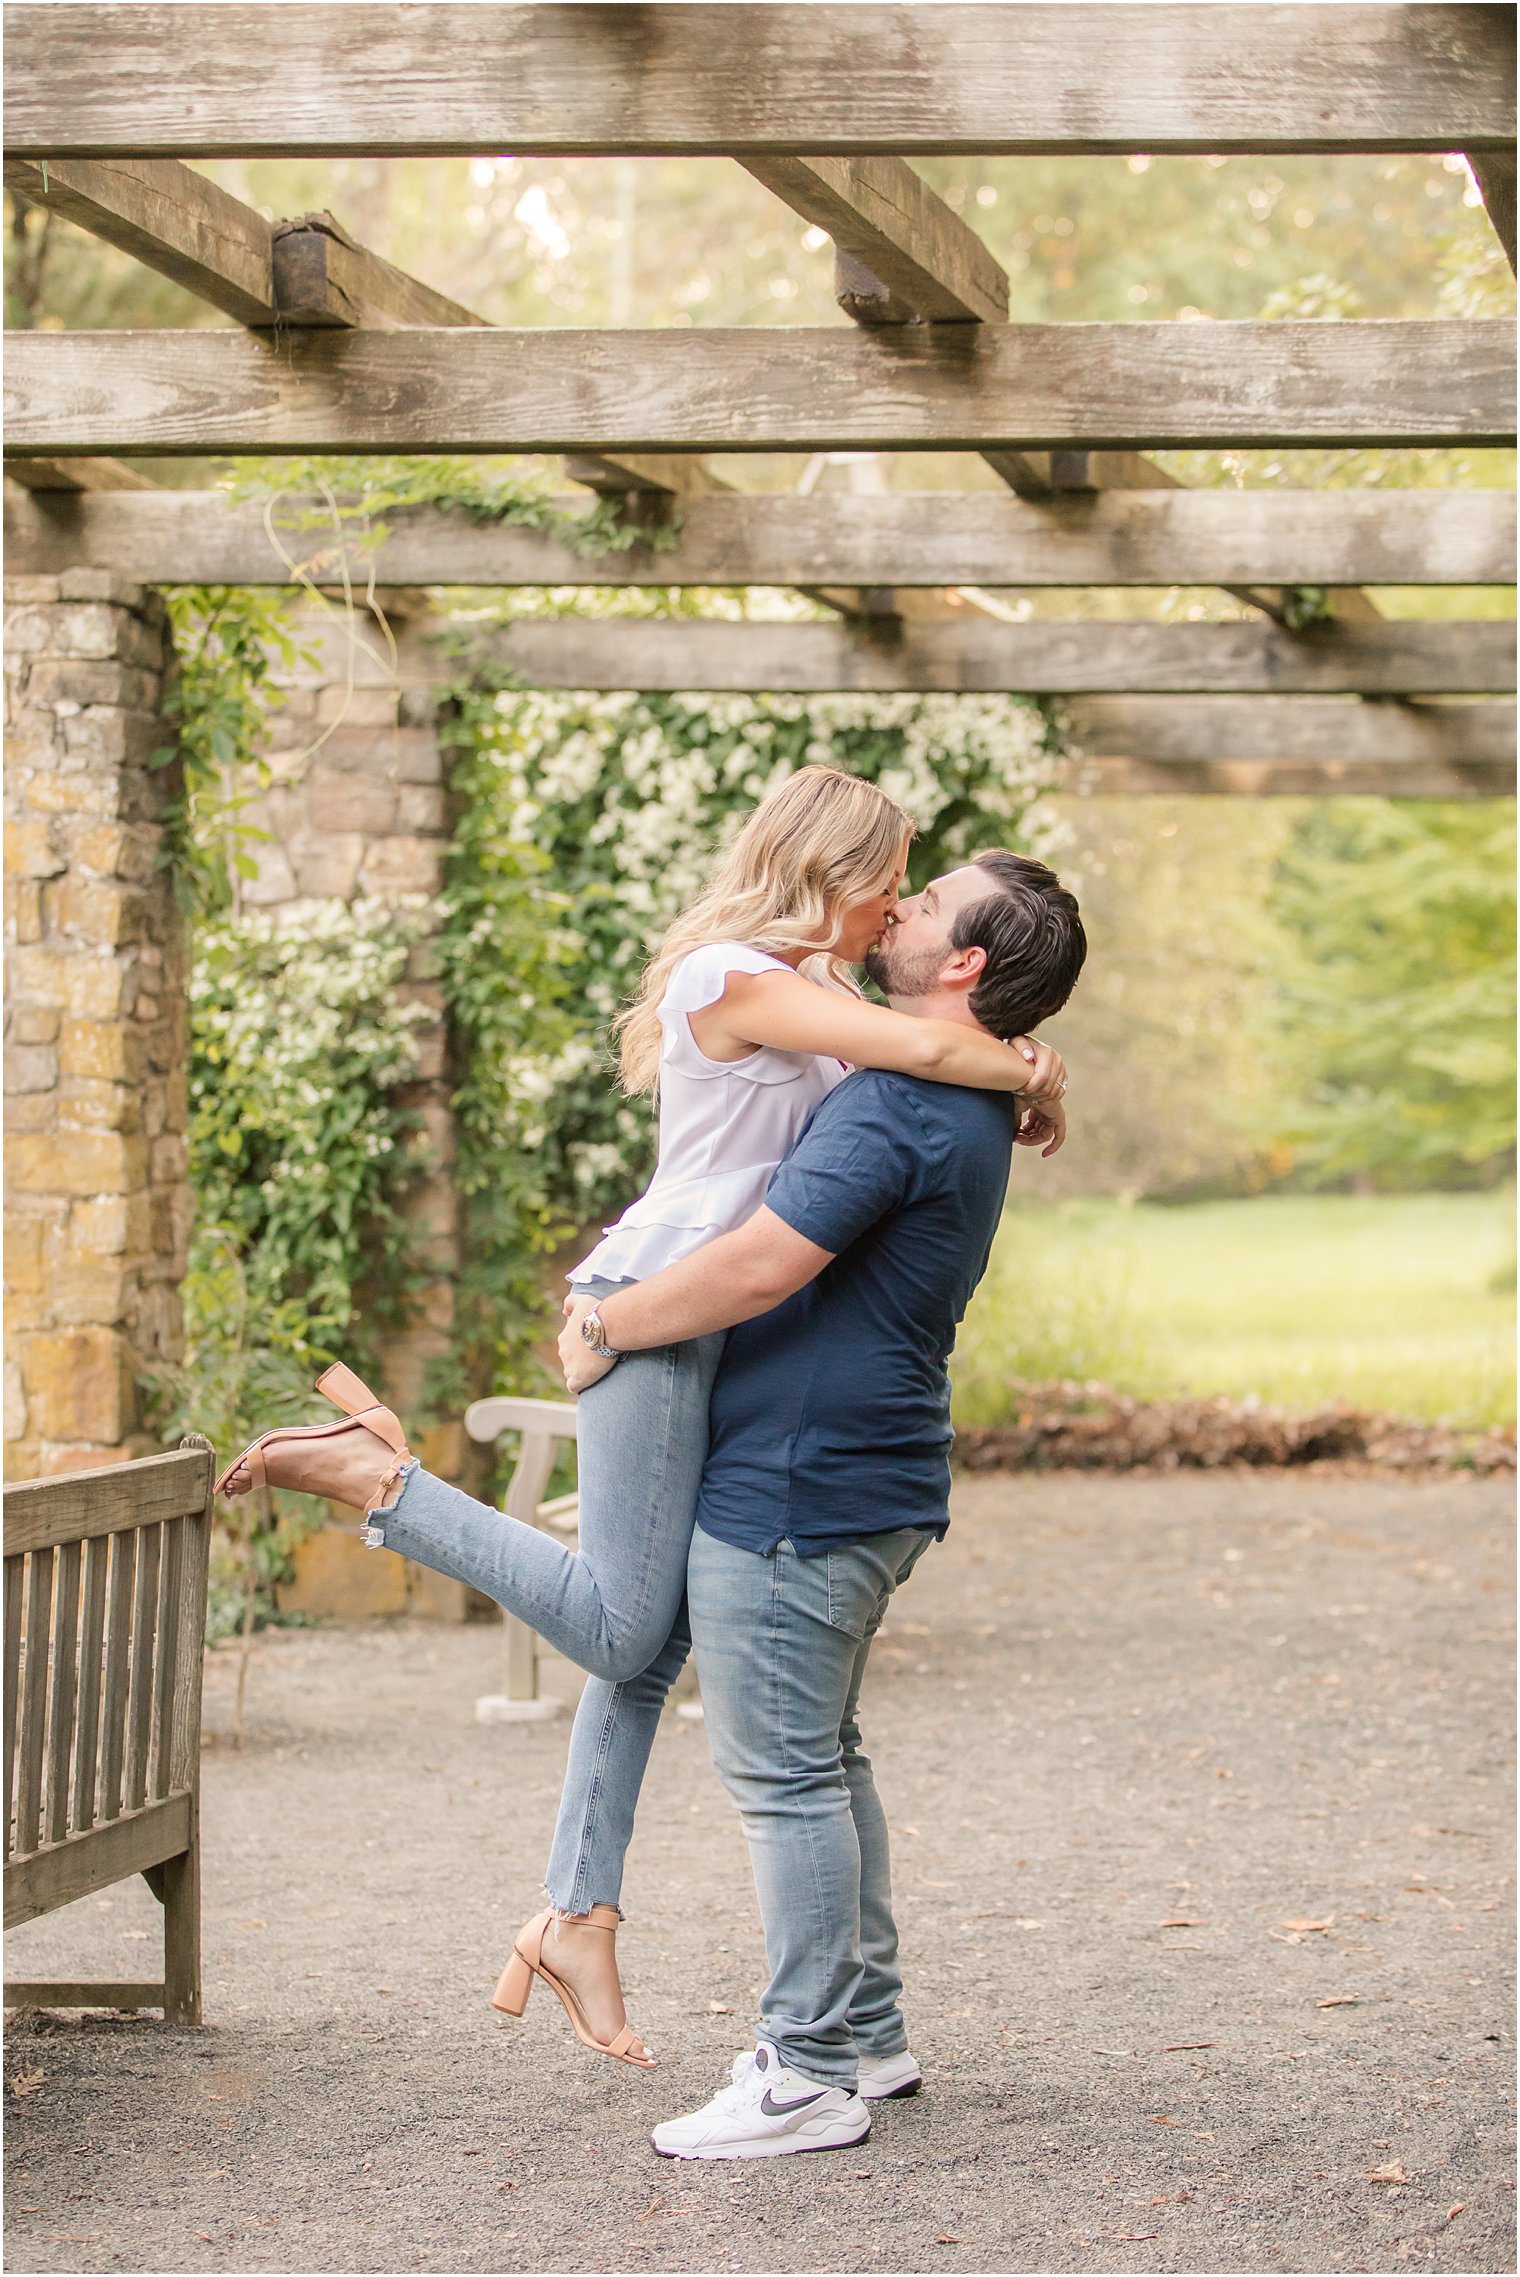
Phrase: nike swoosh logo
[{"left": 760, "top": 2088, "right": 826, "bottom": 2118}]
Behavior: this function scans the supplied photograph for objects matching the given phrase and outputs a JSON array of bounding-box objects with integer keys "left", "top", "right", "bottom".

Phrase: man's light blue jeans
[{"left": 688, "top": 1522, "right": 935, "bottom": 2089}]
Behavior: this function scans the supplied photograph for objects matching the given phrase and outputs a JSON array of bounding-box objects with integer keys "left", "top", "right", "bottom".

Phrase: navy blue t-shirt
[{"left": 695, "top": 1068, "right": 1017, "bottom": 1556}]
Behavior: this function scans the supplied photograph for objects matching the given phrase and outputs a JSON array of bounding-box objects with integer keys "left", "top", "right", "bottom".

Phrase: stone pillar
[
  {"left": 242, "top": 606, "right": 471, "bottom": 1619},
  {"left": 4, "top": 573, "right": 190, "bottom": 1478}
]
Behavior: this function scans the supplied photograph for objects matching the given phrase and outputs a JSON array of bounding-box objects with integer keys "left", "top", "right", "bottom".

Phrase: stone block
[
  {"left": 4, "top": 608, "right": 57, "bottom": 655},
  {"left": 316, "top": 686, "right": 398, "bottom": 726},
  {"left": 289, "top": 832, "right": 364, "bottom": 899},
  {"left": 38, "top": 1443, "right": 130, "bottom": 1477},
  {"left": 48, "top": 1254, "right": 130, "bottom": 1327},
  {"left": 242, "top": 845, "right": 298, "bottom": 906},
  {"left": 398, "top": 785, "right": 447, "bottom": 833},
  {"left": 52, "top": 602, "right": 124, "bottom": 660},
  {"left": 5, "top": 717, "right": 61, "bottom": 769},
  {"left": 150, "top": 1133, "right": 187, "bottom": 1185},
  {"left": 6, "top": 877, "right": 43, "bottom": 943},
  {"left": 5, "top": 1043, "right": 57, "bottom": 1095},
  {"left": 68, "top": 1193, "right": 132, "bottom": 1257},
  {"left": 5, "top": 1359, "right": 27, "bottom": 1444},
  {"left": 7, "top": 1128, "right": 146, "bottom": 1197},
  {"left": 307, "top": 765, "right": 399, "bottom": 836},
  {"left": 4, "top": 1213, "right": 48, "bottom": 1297},
  {"left": 5, "top": 818, "right": 66, "bottom": 877},
  {"left": 11, "top": 947, "right": 125, "bottom": 1021},
  {"left": 22, "top": 1325, "right": 135, "bottom": 1442},
  {"left": 398, "top": 688, "right": 440, "bottom": 729},
  {"left": 8, "top": 1006, "right": 60, "bottom": 1046},
  {"left": 3, "top": 1442, "right": 41, "bottom": 1480},
  {"left": 46, "top": 873, "right": 130, "bottom": 946},
  {"left": 21, "top": 769, "right": 119, "bottom": 818},
  {"left": 3, "top": 1093, "right": 55, "bottom": 1136},
  {"left": 59, "top": 1018, "right": 138, "bottom": 1083},
  {"left": 3, "top": 577, "right": 63, "bottom": 606},
  {"left": 61, "top": 706, "right": 164, "bottom": 767},
  {"left": 27, "top": 659, "right": 140, "bottom": 710},
  {"left": 392, "top": 729, "right": 445, "bottom": 785},
  {"left": 60, "top": 1075, "right": 138, "bottom": 1133},
  {"left": 56, "top": 569, "right": 149, "bottom": 609},
  {"left": 359, "top": 836, "right": 442, "bottom": 897}
]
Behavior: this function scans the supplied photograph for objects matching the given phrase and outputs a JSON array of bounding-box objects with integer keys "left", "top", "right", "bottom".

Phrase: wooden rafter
[
  {"left": 8, "top": 322, "right": 1509, "bottom": 458},
  {"left": 741, "top": 157, "right": 1008, "bottom": 324},
  {"left": 1073, "top": 758, "right": 1510, "bottom": 798},
  {"left": 8, "top": 5, "right": 1511, "bottom": 158},
  {"left": 464, "top": 618, "right": 1516, "bottom": 695},
  {"left": 11, "top": 484, "right": 1510, "bottom": 591}
]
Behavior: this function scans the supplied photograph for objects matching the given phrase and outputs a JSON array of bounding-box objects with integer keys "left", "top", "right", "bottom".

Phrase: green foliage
[
  {"left": 224, "top": 454, "right": 676, "bottom": 566},
  {"left": 430, "top": 674, "right": 581, "bottom": 1406},
  {"left": 1264, "top": 801, "right": 1517, "bottom": 1188},
  {"left": 152, "top": 586, "right": 316, "bottom": 913},
  {"left": 437, "top": 677, "right": 1066, "bottom": 1270}
]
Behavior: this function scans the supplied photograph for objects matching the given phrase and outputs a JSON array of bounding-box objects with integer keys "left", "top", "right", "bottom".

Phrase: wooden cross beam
[
  {"left": 8, "top": 5, "right": 1511, "bottom": 157},
  {"left": 1066, "top": 694, "right": 1515, "bottom": 796},
  {"left": 9, "top": 483, "right": 1513, "bottom": 591},
  {"left": 8, "top": 323, "right": 1510, "bottom": 457},
  {"left": 464, "top": 617, "right": 1516, "bottom": 695}
]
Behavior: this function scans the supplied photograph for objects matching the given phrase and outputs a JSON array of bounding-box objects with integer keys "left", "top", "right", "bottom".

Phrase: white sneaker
[
  {"left": 856, "top": 2050, "right": 922, "bottom": 2100},
  {"left": 651, "top": 2043, "right": 871, "bottom": 2162}
]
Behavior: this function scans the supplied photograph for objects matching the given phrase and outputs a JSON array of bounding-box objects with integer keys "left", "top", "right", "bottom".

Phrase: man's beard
[{"left": 863, "top": 933, "right": 948, "bottom": 1001}]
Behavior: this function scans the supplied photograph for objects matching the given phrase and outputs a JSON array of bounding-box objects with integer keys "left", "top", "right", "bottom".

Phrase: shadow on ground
[{"left": 5, "top": 1471, "right": 1515, "bottom": 2275}]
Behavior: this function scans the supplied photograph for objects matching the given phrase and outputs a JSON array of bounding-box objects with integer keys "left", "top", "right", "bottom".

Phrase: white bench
[{"left": 463, "top": 1395, "right": 579, "bottom": 1724}]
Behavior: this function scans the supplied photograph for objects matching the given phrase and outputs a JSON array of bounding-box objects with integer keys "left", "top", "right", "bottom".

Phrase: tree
[{"left": 1264, "top": 801, "right": 1516, "bottom": 1189}]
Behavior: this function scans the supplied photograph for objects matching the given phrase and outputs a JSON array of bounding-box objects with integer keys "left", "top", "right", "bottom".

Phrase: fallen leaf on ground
[
  {"left": 1280, "top": 1916, "right": 1334, "bottom": 1933},
  {"left": 1151, "top": 2191, "right": 1191, "bottom": 2204},
  {"left": 1447, "top": 2204, "right": 1465, "bottom": 2220},
  {"left": 637, "top": 2196, "right": 666, "bottom": 2222},
  {"left": 10, "top": 2072, "right": 44, "bottom": 2097},
  {"left": 1318, "top": 1995, "right": 1358, "bottom": 2008},
  {"left": 234, "top": 1918, "right": 266, "bottom": 1930},
  {"left": 936, "top": 2236, "right": 960, "bottom": 2245},
  {"left": 194, "top": 2231, "right": 214, "bottom": 2243},
  {"left": 1367, "top": 2162, "right": 1409, "bottom": 2184},
  {"left": 1159, "top": 1917, "right": 1205, "bottom": 1928},
  {"left": 1165, "top": 2043, "right": 1217, "bottom": 2051},
  {"left": 1113, "top": 2234, "right": 1160, "bottom": 2242},
  {"left": 708, "top": 2002, "right": 732, "bottom": 2014},
  {"left": 1149, "top": 2114, "right": 1180, "bottom": 2125}
]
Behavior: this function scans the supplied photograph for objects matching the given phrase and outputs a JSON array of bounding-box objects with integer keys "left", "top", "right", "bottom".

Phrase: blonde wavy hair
[{"left": 616, "top": 766, "right": 915, "bottom": 1094}]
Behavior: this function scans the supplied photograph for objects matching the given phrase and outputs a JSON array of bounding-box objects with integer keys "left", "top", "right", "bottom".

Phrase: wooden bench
[
  {"left": 464, "top": 1395, "right": 579, "bottom": 1724},
  {"left": 4, "top": 1437, "right": 214, "bottom": 2023}
]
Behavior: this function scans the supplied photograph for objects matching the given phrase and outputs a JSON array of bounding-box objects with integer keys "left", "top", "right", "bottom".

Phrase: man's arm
[{"left": 559, "top": 1207, "right": 834, "bottom": 1391}]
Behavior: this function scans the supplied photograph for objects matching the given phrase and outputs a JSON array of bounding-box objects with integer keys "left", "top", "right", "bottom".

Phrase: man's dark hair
[{"left": 951, "top": 851, "right": 1087, "bottom": 1040}]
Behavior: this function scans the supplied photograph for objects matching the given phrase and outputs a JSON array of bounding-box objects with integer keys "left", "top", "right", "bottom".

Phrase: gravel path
[{"left": 5, "top": 1471, "right": 1514, "bottom": 2276}]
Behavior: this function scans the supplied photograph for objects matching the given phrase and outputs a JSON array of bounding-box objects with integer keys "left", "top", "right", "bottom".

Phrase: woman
[{"left": 217, "top": 767, "right": 1067, "bottom": 2065}]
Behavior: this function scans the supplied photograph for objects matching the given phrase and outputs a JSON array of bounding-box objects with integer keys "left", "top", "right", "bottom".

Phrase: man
[{"left": 560, "top": 850, "right": 1087, "bottom": 2161}]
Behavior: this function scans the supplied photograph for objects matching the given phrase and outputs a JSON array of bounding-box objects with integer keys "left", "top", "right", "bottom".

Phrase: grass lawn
[{"left": 953, "top": 1190, "right": 1516, "bottom": 1432}]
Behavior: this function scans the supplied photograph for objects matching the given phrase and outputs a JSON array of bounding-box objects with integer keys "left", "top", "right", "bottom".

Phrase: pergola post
[{"left": 3, "top": 571, "right": 191, "bottom": 1477}]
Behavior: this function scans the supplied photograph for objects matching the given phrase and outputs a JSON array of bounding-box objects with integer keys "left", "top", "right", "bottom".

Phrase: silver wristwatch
[{"left": 580, "top": 1304, "right": 622, "bottom": 1360}]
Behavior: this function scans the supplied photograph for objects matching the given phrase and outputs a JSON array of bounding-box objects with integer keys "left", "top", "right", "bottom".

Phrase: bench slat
[
  {"left": 123, "top": 1524, "right": 161, "bottom": 1814},
  {"left": 4, "top": 1447, "right": 214, "bottom": 1558},
  {"left": 4, "top": 1790, "right": 192, "bottom": 1929},
  {"left": 97, "top": 1529, "right": 136, "bottom": 1824},
  {"left": 72, "top": 1533, "right": 110, "bottom": 1835},
  {"left": 169, "top": 1504, "right": 211, "bottom": 1795},
  {"left": 3, "top": 1557, "right": 23, "bottom": 1861},
  {"left": 44, "top": 1540, "right": 81, "bottom": 1846},
  {"left": 14, "top": 1552, "right": 54, "bottom": 1858},
  {"left": 4, "top": 1978, "right": 166, "bottom": 2011},
  {"left": 151, "top": 1518, "right": 182, "bottom": 1802}
]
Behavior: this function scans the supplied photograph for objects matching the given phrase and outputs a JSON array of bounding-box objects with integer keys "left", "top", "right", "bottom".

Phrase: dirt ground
[{"left": 5, "top": 1470, "right": 1514, "bottom": 2277}]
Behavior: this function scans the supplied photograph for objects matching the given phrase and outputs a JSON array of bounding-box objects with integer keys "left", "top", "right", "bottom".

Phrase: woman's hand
[
  {"left": 558, "top": 1296, "right": 616, "bottom": 1395},
  {"left": 1011, "top": 1037, "right": 1067, "bottom": 1105}
]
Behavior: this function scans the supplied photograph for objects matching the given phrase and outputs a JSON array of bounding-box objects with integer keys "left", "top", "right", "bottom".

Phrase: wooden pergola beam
[
  {"left": 742, "top": 157, "right": 1008, "bottom": 324},
  {"left": 4, "top": 458, "right": 157, "bottom": 496},
  {"left": 1065, "top": 693, "right": 1515, "bottom": 771},
  {"left": 1467, "top": 149, "right": 1517, "bottom": 272},
  {"left": 8, "top": 322, "right": 1510, "bottom": 457},
  {"left": 466, "top": 618, "right": 1516, "bottom": 695},
  {"left": 2, "top": 154, "right": 278, "bottom": 323},
  {"left": 11, "top": 483, "right": 1512, "bottom": 590},
  {"left": 1072, "top": 757, "right": 1512, "bottom": 797},
  {"left": 8, "top": 5, "right": 1511, "bottom": 157}
]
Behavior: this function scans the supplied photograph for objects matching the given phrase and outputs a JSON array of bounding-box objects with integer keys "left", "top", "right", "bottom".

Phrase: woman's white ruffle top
[{"left": 572, "top": 942, "right": 847, "bottom": 1287}]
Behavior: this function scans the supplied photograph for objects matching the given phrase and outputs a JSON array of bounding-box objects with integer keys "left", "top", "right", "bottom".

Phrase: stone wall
[
  {"left": 241, "top": 608, "right": 472, "bottom": 1619},
  {"left": 4, "top": 572, "right": 191, "bottom": 1477}
]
